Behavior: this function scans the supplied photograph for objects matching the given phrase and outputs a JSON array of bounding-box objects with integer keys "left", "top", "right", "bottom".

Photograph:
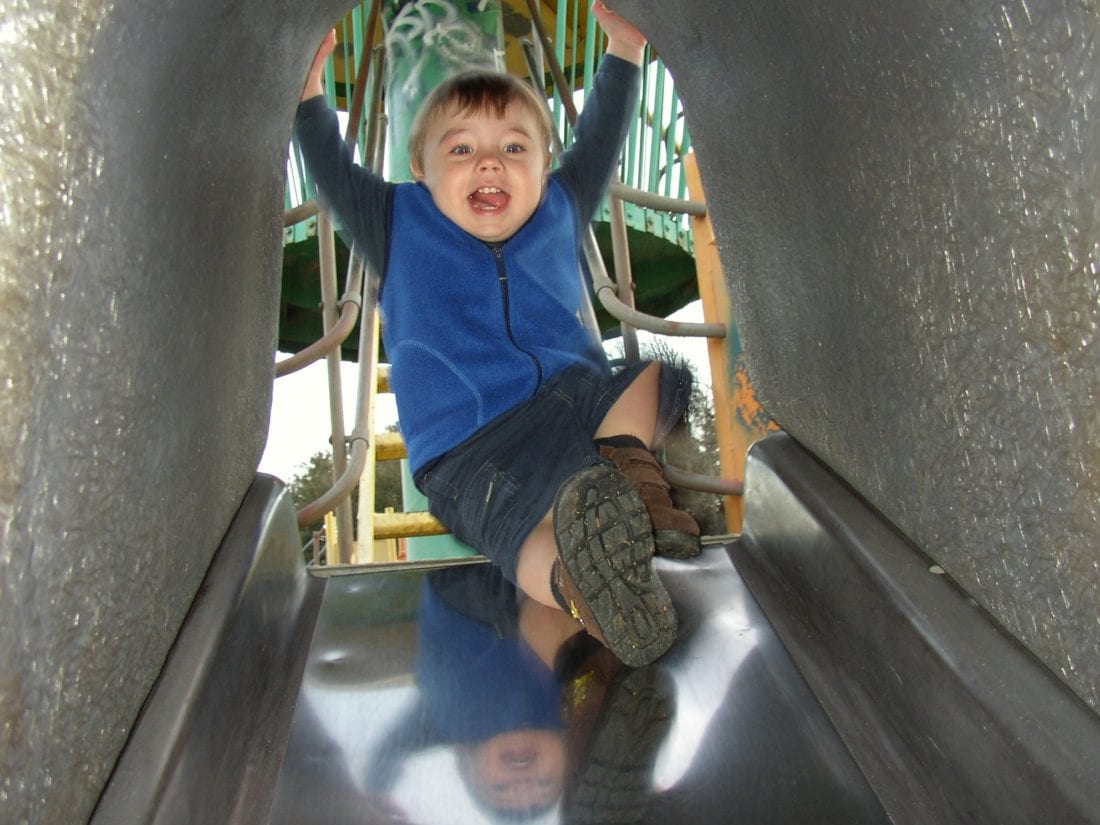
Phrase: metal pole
[
  {"left": 609, "top": 196, "right": 640, "bottom": 363},
  {"left": 317, "top": 211, "right": 355, "bottom": 563}
]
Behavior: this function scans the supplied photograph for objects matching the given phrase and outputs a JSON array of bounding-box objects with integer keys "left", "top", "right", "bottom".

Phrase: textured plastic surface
[
  {"left": 0, "top": 1, "right": 347, "bottom": 822},
  {"left": 2, "top": 1, "right": 1097, "bottom": 822},
  {"left": 91, "top": 477, "right": 324, "bottom": 825},
  {"left": 618, "top": 0, "right": 1100, "bottom": 711}
]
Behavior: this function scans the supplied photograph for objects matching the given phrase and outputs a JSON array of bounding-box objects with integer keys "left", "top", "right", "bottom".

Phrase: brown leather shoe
[
  {"left": 559, "top": 647, "right": 673, "bottom": 825},
  {"left": 552, "top": 464, "right": 678, "bottom": 667},
  {"left": 598, "top": 444, "right": 701, "bottom": 558}
]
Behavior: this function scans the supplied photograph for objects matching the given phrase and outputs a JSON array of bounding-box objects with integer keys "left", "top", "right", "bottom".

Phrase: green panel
[
  {"left": 400, "top": 460, "right": 478, "bottom": 562},
  {"left": 382, "top": 0, "right": 505, "bottom": 181}
]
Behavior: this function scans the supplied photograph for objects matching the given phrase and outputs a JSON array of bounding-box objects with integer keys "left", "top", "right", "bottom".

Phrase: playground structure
[{"left": 2, "top": 1, "right": 1099, "bottom": 823}]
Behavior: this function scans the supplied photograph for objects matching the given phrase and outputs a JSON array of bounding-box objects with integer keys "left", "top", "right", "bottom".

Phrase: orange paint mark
[{"left": 733, "top": 363, "right": 780, "bottom": 437}]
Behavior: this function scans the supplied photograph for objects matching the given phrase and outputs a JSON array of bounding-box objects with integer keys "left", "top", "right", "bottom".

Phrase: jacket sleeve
[
  {"left": 552, "top": 54, "right": 642, "bottom": 233},
  {"left": 293, "top": 96, "right": 392, "bottom": 276}
]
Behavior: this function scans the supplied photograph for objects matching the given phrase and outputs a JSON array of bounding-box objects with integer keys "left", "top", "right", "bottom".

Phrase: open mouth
[
  {"left": 468, "top": 185, "right": 510, "bottom": 212},
  {"left": 500, "top": 745, "right": 538, "bottom": 768}
]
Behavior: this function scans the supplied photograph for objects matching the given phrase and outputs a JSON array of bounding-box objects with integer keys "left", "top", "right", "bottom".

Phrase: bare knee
[
  {"left": 595, "top": 361, "right": 661, "bottom": 445},
  {"left": 515, "top": 510, "right": 558, "bottom": 609}
]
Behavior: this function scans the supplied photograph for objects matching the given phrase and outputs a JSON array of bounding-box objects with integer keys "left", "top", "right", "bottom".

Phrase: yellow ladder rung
[
  {"left": 374, "top": 511, "right": 449, "bottom": 540},
  {"left": 375, "top": 431, "right": 406, "bottom": 461}
]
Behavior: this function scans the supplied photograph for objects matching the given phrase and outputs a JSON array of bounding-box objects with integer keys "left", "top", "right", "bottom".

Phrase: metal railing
[{"left": 286, "top": 0, "right": 702, "bottom": 252}]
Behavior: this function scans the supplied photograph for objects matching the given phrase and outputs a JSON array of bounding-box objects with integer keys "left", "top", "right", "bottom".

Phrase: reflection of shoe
[
  {"left": 560, "top": 654, "right": 674, "bottom": 825},
  {"left": 552, "top": 464, "right": 678, "bottom": 667},
  {"left": 599, "top": 444, "right": 701, "bottom": 559}
]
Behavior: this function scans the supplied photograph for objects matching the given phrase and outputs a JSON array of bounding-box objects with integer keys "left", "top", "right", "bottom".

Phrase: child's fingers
[
  {"left": 309, "top": 30, "right": 337, "bottom": 76},
  {"left": 318, "top": 29, "right": 337, "bottom": 61}
]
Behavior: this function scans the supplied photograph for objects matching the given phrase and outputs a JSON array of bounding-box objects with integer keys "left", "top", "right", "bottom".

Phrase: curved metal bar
[
  {"left": 588, "top": 243, "right": 726, "bottom": 338},
  {"left": 663, "top": 461, "right": 744, "bottom": 497},
  {"left": 284, "top": 199, "right": 319, "bottom": 227},
  {"left": 297, "top": 263, "right": 379, "bottom": 529},
  {"left": 597, "top": 287, "right": 726, "bottom": 337},
  {"left": 609, "top": 196, "right": 640, "bottom": 362},
  {"left": 609, "top": 181, "right": 706, "bottom": 216},
  {"left": 274, "top": 259, "right": 363, "bottom": 377},
  {"left": 297, "top": 439, "right": 368, "bottom": 527}
]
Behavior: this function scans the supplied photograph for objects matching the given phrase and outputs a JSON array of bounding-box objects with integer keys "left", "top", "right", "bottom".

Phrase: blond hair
[{"left": 408, "top": 70, "right": 554, "bottom": 173}]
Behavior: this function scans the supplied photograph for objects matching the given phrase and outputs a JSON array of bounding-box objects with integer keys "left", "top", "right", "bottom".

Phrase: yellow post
[
  {"left": 372, "top": 508, "right": 401, "bottom": 560},
  {"left": 374, "top": 511, "right": 449, "bottom": 540},
  {"left": 357, "top": 312, "right": 393, "bottom": 562},
  {"left": 324, "top": 511, "right": 340, "bottom": 563},
  {"left": 683, "top": 153, "right": 778, "bottom": 533}
]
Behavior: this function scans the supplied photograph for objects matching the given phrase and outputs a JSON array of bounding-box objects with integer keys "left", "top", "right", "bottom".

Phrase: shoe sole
[
  {"left": 655, "top": 528, "right": 702, "bottom": 559},
  {"left": 565, "top": 666, "right": 673, "bottom": 824},
  {"left": 554, "top": 464, "right": 678, "bottom": 667}
]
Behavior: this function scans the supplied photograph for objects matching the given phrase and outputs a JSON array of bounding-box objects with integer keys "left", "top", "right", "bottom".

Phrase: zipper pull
[{"left": 491, "top": 244, "right": 506, "bottom": 281}]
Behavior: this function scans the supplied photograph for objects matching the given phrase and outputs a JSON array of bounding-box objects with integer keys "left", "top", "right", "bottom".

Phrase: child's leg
[
  {"left": 593, "top": 361, "right": 660, "bottom": 445},
  {"left": 594, "top": 361, "right": 701, "bottom": 558},
  {"left": 514, "top": 364, "right": 683, "bottom": 666},
  {"left": 516, "top": 361, "right": 664, "bottom": 609},
  {"left": 425, "top": 362, "right": 681, "bottom": 665},
  {"left": 516, "top": 477, "right": 678, "bottom": 667},
  {"left": 516, "top": 513, "right": 558, "bottom": 608}
]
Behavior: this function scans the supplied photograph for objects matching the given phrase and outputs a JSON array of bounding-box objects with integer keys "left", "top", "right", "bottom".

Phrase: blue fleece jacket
[{"left": 294, "top": 56, "right": 640, "bottom": 474}]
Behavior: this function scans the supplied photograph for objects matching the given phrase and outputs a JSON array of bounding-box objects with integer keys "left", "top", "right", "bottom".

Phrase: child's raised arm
[
  {"left": 301, "top": 30, "right": 337, "bottom": 102},
  {"left": 591, "top": 0, "right": 647, "bottom": 66}
]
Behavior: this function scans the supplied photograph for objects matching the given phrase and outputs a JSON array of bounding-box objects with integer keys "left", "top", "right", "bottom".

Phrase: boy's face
[
  {"left": 462, "top": 729, "right": 566, "bottom": 810},
  {"left": 412, "top": 100, "right": 550, "bottom": 244}
]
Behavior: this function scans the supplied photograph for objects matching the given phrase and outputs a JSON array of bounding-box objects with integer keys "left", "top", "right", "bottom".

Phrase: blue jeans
[{"left": 415, "top": 359, "right": 692, "bottom": 583}]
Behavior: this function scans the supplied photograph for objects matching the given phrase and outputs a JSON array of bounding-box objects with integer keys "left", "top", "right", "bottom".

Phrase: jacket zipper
[{"left": 491, "top": 244, "right": 544, "bottom": 387}]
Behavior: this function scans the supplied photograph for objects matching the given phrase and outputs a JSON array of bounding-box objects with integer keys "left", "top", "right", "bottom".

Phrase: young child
[{"left": 295, "top": 0, "right": 699, "bottom": 666}]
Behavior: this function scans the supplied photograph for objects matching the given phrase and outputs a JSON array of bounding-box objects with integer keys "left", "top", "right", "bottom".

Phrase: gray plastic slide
[{"left": 2, "top": 1, "right": 1097, "bottom": 823}]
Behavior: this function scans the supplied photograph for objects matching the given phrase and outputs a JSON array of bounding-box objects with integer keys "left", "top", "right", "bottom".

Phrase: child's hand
[
  {"left": 301, "top": 30, "right": 337, "bottom": 101},
  {"left": 591, "top": 0, "right": 647, "bottom": 65}
]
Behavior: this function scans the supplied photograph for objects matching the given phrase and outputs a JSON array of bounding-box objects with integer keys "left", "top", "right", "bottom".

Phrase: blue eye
[
  {"left": 450, "top": 144, "right": 472, "bottom": 155},
  {"left": 505, "top": 143, "right": 525, "bottom": 154}
]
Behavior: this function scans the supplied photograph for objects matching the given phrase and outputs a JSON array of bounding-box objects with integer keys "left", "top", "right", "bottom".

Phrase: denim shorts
[{"left": 414, "top": 359, "right": 692, "bottom": 583}]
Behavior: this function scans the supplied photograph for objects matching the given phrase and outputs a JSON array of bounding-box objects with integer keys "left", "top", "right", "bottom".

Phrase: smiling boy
[
  {"left": 295, "top": 0, "right": 699, "bottom": 666},
  {"left": 408, "top": 74, "right": 550, "bottom": 243}
]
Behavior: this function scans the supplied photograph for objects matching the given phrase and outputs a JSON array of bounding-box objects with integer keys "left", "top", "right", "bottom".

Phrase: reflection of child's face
[
  {"left": 412, "top": 101, "right": 550, "bottom": 244},
  {"left": 462, "top": 729, "right": 566, "bottom": 811}
]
